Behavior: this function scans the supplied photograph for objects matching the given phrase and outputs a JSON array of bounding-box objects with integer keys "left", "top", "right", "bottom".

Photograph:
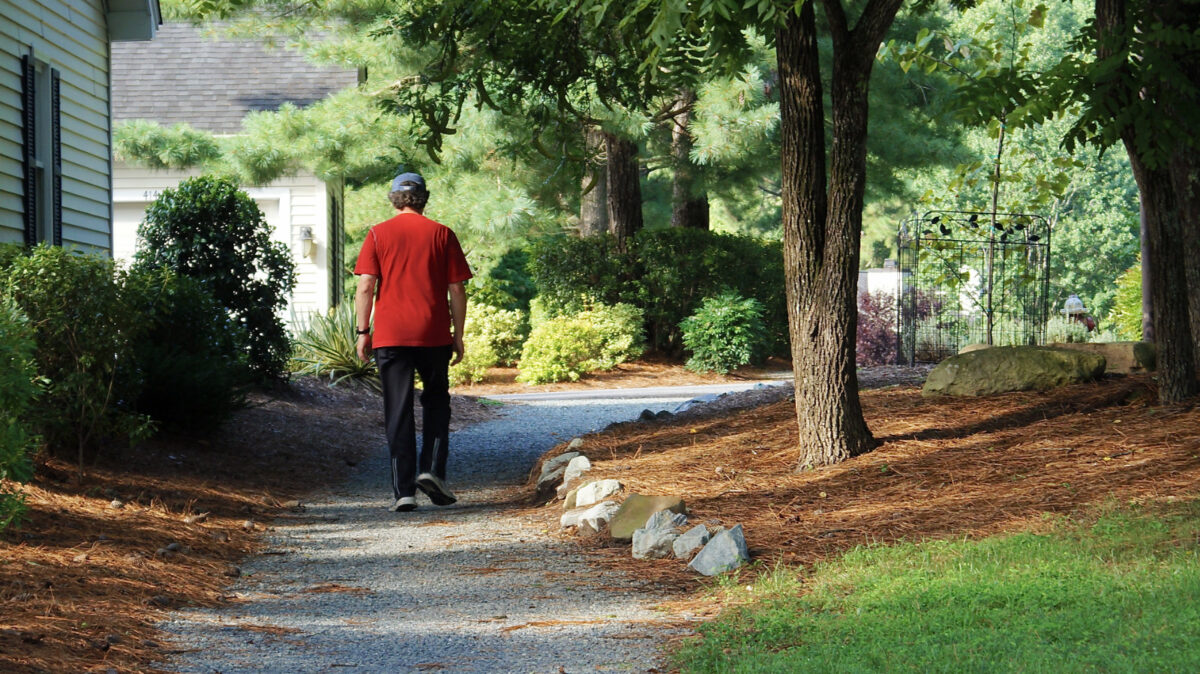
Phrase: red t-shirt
[{"left": 353, "top": 212, "right": 473, "bottom": 347}]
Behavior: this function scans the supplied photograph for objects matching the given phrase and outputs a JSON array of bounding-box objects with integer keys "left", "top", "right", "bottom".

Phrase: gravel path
[{"left": 161, "top": 385, "right": 774, "bottom": 673}]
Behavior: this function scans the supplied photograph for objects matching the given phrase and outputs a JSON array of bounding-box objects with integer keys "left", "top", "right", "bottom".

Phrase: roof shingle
[{"left": 112, "top": 23, "right": 359, "bottom": 134}]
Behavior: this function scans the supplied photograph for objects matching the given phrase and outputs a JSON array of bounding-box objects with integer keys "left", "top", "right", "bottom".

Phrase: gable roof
[{"left": 111, "top": 23, "right": 359, "bottom": 135}]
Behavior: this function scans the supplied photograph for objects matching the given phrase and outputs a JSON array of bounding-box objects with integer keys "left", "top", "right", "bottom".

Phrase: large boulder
[
  {"left": 609, "top": 495, "right": 687, "bottom": 542},
  {"left": 1048, "top": 341, "right": 1155, "bottom": 374},
  {"left": 923, "top": 346, "right": 1106, "bottom": 396}
]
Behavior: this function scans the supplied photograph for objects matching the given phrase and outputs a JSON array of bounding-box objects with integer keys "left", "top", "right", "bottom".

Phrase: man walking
[{"left": 355, "top": 172, "right": 472, "bottom": 512}]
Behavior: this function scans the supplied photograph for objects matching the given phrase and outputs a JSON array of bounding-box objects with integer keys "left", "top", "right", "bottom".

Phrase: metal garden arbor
[{"left": 897, "top": 210, "right": 1052, "bottom": 364}]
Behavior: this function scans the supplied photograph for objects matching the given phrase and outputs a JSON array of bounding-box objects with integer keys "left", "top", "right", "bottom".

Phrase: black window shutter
[
  {"left": 51, "top": 68, "right": 61, "bottom": 246},
  {"left": 20, "top": 54, "right": 36, "bottom": 246}
]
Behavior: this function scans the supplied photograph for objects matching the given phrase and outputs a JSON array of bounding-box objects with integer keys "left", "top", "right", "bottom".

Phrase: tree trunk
[
  {"left": 1097, "top": 0, "right": 1198, "bottom": 402},
  {"left": 776, "top": 2, "right": 882, "bottom": 469},
  {"left": 1171, "top": 143, "right": 1200, "bottom": 374},
  {"left": 605, "top": 132, "right": 643, "bottom": 250},
  {"left": 579, "top": 125, "right": 608, "bottom": 236},
  {"left": 1129, "top": 156, "right": 1196, "bottom": 401},
  {"left": 670, "top": 89, "right": 710, "bottom": 230}
]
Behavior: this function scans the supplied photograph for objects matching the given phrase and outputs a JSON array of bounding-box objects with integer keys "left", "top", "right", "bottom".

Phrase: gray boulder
[
  {"left": 688, "top": 524, "right": 750, "bottom": 576},
  {"left": 541, "top": 451, "right": 582, "bottom": 477},
  {"left": 537, "top": 452, "right": 583, "bottom": 497},
  {"left": 567, "top": 438, "right": 585, "bottom": 450},
  {"left": 673, "top": 525, "right": 711, "bottom": 560},
  {"left": 632, "top": 528, "right": 679, "bottom": 559},
  {"left": 609, "top": 495, "right": 687, "bottom": 541},
  {"left": 644, "top": 508, "right": 688, "bottom": 531},
  {"left": 923, "top": 346, "right": 1105, "bottom": 397},
  {"left": 574, "top": 479, "right": 623, "bottom": 508}
]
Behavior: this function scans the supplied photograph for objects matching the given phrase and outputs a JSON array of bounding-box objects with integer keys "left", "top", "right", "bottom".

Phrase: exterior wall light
[{"left": 299, "top": 226, "right": 316, "bottom": 259}]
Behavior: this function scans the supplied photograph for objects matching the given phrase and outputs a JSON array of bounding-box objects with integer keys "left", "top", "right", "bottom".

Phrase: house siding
[{"left": 0, "top": 0, "right": 113, "bottom": 251}]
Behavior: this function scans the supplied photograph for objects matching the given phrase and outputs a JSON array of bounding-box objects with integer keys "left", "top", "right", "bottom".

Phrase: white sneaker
[
  {"left": 415, "top": 473, "right": 457, "bottom": 506},
  {"left": 391, "top": 496, "right": 417, "bottom": 512}
]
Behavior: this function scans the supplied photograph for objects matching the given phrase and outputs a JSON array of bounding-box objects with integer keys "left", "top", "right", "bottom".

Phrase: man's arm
[
  {"left": 449, "top": 281, "right": 467, "bottom": 366},
  {"left": 355, "top": 274, "right": 378, "bottom": 362}
]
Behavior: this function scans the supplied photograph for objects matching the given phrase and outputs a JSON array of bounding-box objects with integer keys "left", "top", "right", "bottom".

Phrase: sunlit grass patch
[{"left": 676, "top": 499, "right": 1200, "bottom": 673}]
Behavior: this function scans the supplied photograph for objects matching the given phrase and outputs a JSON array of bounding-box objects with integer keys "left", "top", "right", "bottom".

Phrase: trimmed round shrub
[
  {"left": 135, "top": 175, "right": 296, "bottom": 381},
  {"left": 0, "top": 299, "right": 37, "bottom": 530},
  {"left": 124, "top": 267, "right": 250, "bottom": 431},
  {"left": 517, "top": 303, "right": 645, "bottom": 384},
  {"left": 680, "top": 292, "right": 767, "bottom": 374}
]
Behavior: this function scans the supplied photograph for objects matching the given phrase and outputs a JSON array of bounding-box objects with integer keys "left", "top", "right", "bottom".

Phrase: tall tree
[
  {"left": 1042, "top": 0, "right": 1200, "bottom": 402},
  {"left": 570, "top": 0, "right": 935, "bottom": 466}
]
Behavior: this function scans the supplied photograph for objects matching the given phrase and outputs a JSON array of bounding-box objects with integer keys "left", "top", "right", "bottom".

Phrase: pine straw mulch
[
  {"left": 0, "top": 377, "right": 495, "bottom": 674},
  {"left": 529, "top": 374, "right": 1200, "bottom": 599}
]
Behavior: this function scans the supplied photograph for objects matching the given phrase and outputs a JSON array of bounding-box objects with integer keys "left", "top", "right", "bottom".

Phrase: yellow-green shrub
[{"left": 516, "top": 303, "right": 644, "bottom": 384}]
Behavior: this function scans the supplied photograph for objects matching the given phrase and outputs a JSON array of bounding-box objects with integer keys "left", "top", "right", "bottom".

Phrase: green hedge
[{"left": 526, "top": 229, "right": 786, "bottom": 355}]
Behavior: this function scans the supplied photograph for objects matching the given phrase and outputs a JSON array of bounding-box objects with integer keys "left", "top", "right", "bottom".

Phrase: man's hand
[
  {"left": 357, "top": 333, "right": 373, "bottom": 362},
  {"left": 451, "top": 334, "right": 464, "bottom": 366}
]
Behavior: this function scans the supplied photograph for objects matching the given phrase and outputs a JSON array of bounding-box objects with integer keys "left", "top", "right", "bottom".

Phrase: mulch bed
[
  {"left": 0, "top": 377, "right": 493, "bottom": 673},
  {"left": 531, "top": 375, "right": 1200, "bottom": 594}
]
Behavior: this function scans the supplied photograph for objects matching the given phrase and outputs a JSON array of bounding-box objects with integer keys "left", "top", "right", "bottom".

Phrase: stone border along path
[{"left": 162, "top": 382, "right": 784, "bottom": 673}]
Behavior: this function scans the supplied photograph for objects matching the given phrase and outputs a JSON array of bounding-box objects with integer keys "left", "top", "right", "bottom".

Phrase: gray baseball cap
[{"left": 390, "top": 172, "right": 426, "bottom": 192}]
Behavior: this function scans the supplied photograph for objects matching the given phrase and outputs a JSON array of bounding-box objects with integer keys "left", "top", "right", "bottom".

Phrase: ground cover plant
[{"left": 675, "top": 500, "right": 1200, "bottom": 673}]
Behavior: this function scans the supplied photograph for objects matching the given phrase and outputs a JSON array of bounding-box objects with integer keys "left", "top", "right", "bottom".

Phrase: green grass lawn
[{"left": 676, "top": 500, "right": 1200, "bottom": 673}]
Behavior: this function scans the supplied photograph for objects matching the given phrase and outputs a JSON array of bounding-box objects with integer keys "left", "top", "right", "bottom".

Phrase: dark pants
[{"left": 374, "top": 345, "right": 453, "bottom": 499}]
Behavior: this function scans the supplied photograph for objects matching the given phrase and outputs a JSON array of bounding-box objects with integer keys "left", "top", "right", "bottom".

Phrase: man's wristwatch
[{"left": 356, "top": 327, "right": 371, "bottom": 336}]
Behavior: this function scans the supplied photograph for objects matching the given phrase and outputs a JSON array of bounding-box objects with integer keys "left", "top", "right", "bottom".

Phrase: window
[{"left": 20, "top": 53, "right": 61, "bottom": 247}]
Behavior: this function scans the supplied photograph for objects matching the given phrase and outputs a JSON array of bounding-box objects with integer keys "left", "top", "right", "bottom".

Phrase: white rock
[
  {"left": 673, "top": 524, "right": 711, "bottom": 560},
  {"left": 688, "top": 524, "right": 750, "bottom": 576},
  {"left": 632, "top": 527, "right": 679, "bottom": 559},
  {"left": 567, "top": 438, "right": 585, "bottom": 450},
  {"left": 563, "top": 455, "right": 592, "bottom": 483},
  {"left": 578, "top": 500, "right": 620, "bottom": 531},
  {"left": 574, "top": 479, "right": 623, "bottom": 508},
  {"left": 561, "top": 500, "right": 620, "bottom": 530},
  {"left": 644, "top": 508, "right": 688, "bottom": 531}
]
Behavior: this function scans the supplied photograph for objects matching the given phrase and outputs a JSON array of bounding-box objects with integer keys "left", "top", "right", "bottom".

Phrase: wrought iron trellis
[{"left": 896, "top": 210, "right": 1052, "bottom": 364}]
